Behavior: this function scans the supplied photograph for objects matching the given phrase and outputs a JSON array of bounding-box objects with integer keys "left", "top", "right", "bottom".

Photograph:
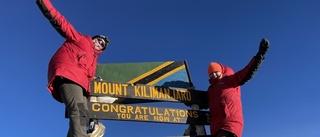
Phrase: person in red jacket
[
  {"left": 207, "top": 38, "right": 270, "bottom": 137},
  {"left": 36, "top": 0, "right": 109, "bottom": 136}
]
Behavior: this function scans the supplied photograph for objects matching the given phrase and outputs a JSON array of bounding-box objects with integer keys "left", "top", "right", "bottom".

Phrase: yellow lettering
[
  {"left": 187, "top": 111, "right": 199, "bottom": 118},
  {"left": 164, "top": 88, "right": 171, "bottom": 99},
  {"left": 176, "top": 91, "right": 181, "bottom": 100},
  {"left": 122, "top": 84, "right": 128, "bottom": 96},
  {"left": 149, "top": 108, "right": 156, "bottom": 115},
  {"left": 159, "top": 89, "right": 165, "bottom": 99},
  {"left": 179, "top": 110, "right": 186, "bottom": 117},
  {"left": 118, "top": 113, "right": 131, "bottom": 119},
  {"left": 181, "top": 91, "right": 186, "bottom": 101},
  {"left": 164, "top": 109, "right": 170, "bottom": 116},
  {"left": 164, "top": 116, "right": 170, "bottom": 122},
  {"left": 109, "top": 83, "right": 115, "bottom": 94},
  {"left": 193, "top": 111, "right": 199, "bottom": 118},
  {"left": 91, "top": 103, "right": 201, "bottom": 123},
  {"left": 186, "top": 91, "right": 191, "bottom": 101},
  {"left": 110, "top": 104, "right": 118, "bottom": 112},
  {"left": 92, "top": 103, "right": 100, "bottom": 111},
  {"left": 153, "top": 116, "right": 169, "bottom": 122},
  {"left": 127, "top": 106, "right": 133, "bottom": 114},
  {"left": 114, "top": 83, "right": 122, "bottom": 95},
  {"left": 144, "top": 115, "right": 149, "bottom": 120},
  {"left": 172, "top": 89, "right": 175, "bottom": 98},
  {"left": 101, "top": 104, "right": 109, "bottom": 112},
  {"left": 94, "top": 82, "right": 130, "bottom": 96},
  {"left": 155, "top": 108, "right": 163, "bottom": 115},
  {"left": 135, "top": 115, "right": 148, "bottom": 120},
  {"left": 169, "top": 109, "right": 175, "bottom": 116},
  {"left": 142, "top": 86, "right": 150, "bottom": 98},
  {"left": 153, "top": 115, "right": 159, "bottom": 121},
  {"left": 119, "top": 105, "right": 126, "bottom": 113},
  {"left": 109, "top": 83, "right": 112, "bottom": 94},
  {"left": 152, "top": 87, "right": 159, "bottom": 98},
  {"left": 134, "top": 114, "right": 139, "bottom": 120},
  {"left": 134, "top": 86, "right": 141, "bottom": 97},
  {"left": 94, "top": 82, "right": 101, "bottom": 94},
  {"left": 140, "top": 107, "right": 148, "bottom": 114},
  {"left": 102, "top": 82, "right": 108, "bottom": 94},
  {"left": 173, "top": 117, "right": 181, "bottom": 122},
  {"left": 135, "top": 107, "right": 142, "bottom": 114}
]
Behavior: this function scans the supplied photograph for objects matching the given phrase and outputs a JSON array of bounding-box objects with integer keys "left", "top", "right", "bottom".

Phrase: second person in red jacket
[{"left": 207, "top": 38, "right": 270, "bottom": 137}]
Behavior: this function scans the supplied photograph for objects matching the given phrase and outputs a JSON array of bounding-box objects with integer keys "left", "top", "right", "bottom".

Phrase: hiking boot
[{"left": 88, "top": 120, "right": 105, "bottom": 137}]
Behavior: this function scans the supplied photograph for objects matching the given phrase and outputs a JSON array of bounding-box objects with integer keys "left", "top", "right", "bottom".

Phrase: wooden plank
[
  {"left": 90, "top": 81, "right": 208, "bottom": 105},
  {"left": 88, "top": 102, "right": 210, "bottom": 125}
]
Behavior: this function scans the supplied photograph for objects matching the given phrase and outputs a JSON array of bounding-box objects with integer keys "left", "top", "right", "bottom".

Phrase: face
[
  {"left": 93, "top": 38, "right": 106, "bottom": 50},
  {"left": 209, "top": 71, "right": 222, "bottom": 79}
]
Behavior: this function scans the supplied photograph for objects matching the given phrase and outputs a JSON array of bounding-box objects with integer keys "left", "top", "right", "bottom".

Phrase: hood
[
  {"left": 222, "top": 65, "right": 234, "bottom": 76},
  {"left": 94, "top": 47, "right": 104, "bottom": 55}
]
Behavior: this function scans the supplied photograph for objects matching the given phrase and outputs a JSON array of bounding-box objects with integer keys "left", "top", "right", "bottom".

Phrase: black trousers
[{"left": 213, "top": 130, "right": 237, "bottom": 137}]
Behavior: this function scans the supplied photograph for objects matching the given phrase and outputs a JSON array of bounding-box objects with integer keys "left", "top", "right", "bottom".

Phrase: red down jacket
[
  {"left": 36, "top": 0, "right": 103, "bottom": 103},
  {"left": 208, "top": 56, "right": 264, "bottom": 137}
]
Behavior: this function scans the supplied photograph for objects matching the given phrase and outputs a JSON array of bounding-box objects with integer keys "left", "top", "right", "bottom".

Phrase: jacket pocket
[{"left": 77, "top": 53, "right": 88, "bottom": 69}]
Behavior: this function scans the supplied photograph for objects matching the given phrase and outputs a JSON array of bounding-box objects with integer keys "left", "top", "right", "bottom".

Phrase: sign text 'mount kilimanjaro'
[{"left": 90, "top": 81, "right": 208, "bottom": 104}]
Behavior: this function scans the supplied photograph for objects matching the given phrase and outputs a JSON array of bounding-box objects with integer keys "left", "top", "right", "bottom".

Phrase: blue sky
[{"left": 1, "top": 0, "right": 320, "bottom": 137}]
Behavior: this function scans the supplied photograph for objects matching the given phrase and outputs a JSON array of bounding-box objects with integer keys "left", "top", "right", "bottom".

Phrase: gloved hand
[
  {"left": 94, "top": 76, "right": 103, "bottom": 81},
  {"left": 257, "top": 38, "right": 270, "bottom": 56}
]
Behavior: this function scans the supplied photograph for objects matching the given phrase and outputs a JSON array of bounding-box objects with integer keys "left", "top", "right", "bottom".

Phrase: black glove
[
  {"left": 95, "top": 76, "right": 103, "bottom": 81},
  {"left": 257, "top": 38, "right": 270, "bottom": 56}
]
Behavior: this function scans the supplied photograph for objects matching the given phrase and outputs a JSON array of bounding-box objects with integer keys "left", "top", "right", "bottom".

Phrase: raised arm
[
  {"left": 230, "top": 38, "right": 270, "bottom": 86},
  {"left": 36, "top": 0, "right": 81, "bottom": 41}
]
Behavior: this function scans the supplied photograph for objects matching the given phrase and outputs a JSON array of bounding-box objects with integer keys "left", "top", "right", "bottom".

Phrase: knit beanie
[{"left": 207, "top": 62, "right": 222, "bottom": 76}]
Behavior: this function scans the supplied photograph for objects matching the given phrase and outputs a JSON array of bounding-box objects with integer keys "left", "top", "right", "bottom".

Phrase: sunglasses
[{"left": 97, "top": 38, "right": 107, "bottom": 48}]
